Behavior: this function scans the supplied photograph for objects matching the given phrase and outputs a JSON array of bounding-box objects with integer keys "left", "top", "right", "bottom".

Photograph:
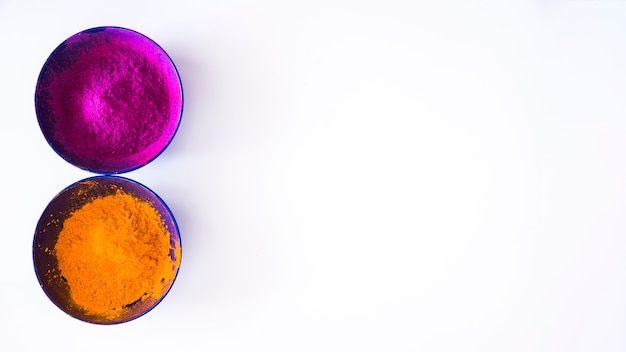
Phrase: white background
[{"left": 1, "top": 0, "right": 626, "bottom": 350}]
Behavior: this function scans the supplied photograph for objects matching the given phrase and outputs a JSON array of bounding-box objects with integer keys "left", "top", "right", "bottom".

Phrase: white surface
[{"left": 1, "top": 0, "right": 626, "bottom": 350}]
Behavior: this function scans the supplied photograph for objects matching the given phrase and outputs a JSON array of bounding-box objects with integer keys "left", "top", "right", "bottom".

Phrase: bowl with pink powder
[{"left": 35, "top": 26, "right": 183, "bottom": 174}]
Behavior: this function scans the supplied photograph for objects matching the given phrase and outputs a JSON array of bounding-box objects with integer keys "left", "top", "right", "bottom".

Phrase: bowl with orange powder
[{"left": 33, "top": 176, "right": 182, "bottom": 324}]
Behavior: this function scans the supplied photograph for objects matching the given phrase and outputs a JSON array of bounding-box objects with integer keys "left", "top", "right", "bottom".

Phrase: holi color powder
[
  {"left": 35, "top": 27, "right": 183, "bottom": 174},
  {"left": 33, "top": 176, "right": 182, "bottom": 324}
]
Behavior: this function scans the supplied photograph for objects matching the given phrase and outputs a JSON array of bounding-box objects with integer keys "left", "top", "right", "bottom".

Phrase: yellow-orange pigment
[{"left": 54, "top": 190, "right": 180, "bottom": 320}]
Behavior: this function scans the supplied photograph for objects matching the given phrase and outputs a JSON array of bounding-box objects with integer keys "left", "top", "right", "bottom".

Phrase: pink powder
[{"left": 35, "top": 27, "right": 183, "bottom": 174}]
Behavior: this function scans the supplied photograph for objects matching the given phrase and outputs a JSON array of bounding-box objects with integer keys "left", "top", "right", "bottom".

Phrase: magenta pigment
[{"left": 35, "top": 27, "right": 183, "bottom": 174}]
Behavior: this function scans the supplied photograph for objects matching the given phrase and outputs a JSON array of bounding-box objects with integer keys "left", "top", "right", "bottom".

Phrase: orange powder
[{"left": 54, "top": 190, "right": 180, "bottom": 320}]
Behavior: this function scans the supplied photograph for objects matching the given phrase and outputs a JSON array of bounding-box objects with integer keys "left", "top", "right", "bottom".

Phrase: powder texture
[
  {"left": 60, "top": 44, "right": 169, "bottom": 158},
  {"left": 35, "top": 27, "right": 183, "bottom": 173},
  {"left": 54, "top": 190, "right": 181, "bottom": 320}
]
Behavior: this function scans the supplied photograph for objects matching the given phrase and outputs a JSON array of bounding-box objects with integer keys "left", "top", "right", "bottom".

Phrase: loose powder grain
[{"left": 54, "top": 190, "right": 180, "bottom": 320}]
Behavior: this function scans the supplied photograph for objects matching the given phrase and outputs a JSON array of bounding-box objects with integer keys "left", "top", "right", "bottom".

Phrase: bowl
[
  {"left": 35, "top": 26, "right": 183, "bottom": 174},
  {"left": 33, "top": 176, "right": 182, "bottom": 324}
]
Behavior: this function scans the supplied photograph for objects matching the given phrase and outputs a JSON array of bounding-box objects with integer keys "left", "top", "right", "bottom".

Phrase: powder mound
[
  {"left": 58, "top": 44, "right": 170, "bottom": 159},
  {"left": 58, "top": 47, "right": 170, "bottom": 158},
  {"left": 54, "top": 191, "right": 178, "bottom": 320},
  {"left": 35, "top": 27, "right": 183, "bottom": 173}
]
